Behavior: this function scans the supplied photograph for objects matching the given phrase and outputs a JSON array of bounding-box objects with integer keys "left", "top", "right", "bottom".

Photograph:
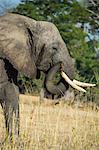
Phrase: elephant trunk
[{"left": 45, "top": 63, "right": 69, "bottom": 95}]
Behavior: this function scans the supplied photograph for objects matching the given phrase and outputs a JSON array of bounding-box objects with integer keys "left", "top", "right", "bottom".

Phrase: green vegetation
[{"left": 14, "top": 0, "right": 98, "bottom": 102}]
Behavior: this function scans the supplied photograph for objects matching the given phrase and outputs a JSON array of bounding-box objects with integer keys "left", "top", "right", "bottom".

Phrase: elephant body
[{"left": 0, "top": 13, "right": 75, "bottom": 139}]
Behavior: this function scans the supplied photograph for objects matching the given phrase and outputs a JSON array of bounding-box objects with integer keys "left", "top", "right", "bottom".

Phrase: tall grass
[{"left": 0, "top": 95, "right": 99, "bottom": 150}]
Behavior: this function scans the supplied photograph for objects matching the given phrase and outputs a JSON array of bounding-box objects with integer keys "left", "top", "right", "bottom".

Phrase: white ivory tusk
[
  {"left": 61, "top": 71, "right": 86, "bottom": 93},
  {"left": 73, "top": 79, "right": 96, "bottom": 87}
]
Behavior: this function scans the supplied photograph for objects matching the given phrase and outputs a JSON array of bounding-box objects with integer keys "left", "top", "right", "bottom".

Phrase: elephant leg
[
  {"left": 3, "top": 82, "right": 20, "bottom": 140},
  {"left": 14, "top": 102, "right": 20, "bottom": 137},
  {"left": 4, "top": 104, "right": 13, "bottom": 140}
]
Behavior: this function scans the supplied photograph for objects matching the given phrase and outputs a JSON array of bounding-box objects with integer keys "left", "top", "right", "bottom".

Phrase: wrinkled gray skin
[{"left": 0, "top": 13, "right": 74, "bottom": 139}]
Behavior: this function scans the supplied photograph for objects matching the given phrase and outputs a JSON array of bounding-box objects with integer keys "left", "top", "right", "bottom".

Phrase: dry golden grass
[{"left": 0, "top": 94, "right": 99, "bottom": 150}]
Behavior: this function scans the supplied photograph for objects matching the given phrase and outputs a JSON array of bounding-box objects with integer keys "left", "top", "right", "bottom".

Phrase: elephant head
[
  {"left": 35, "top": 21, "right": 95, "bottom": 96},
  {"left": 34, "top": 21, "right": 76, "bottom": 96}
]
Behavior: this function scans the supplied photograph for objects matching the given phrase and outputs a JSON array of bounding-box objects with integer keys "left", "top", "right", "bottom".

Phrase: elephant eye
[{"left": 53, "top": 47, "right": 57, "bottom": 51}]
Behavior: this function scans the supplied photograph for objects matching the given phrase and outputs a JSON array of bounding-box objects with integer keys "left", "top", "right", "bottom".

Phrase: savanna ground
[{"left": 0, "top": 94, "right": 99, "bottom": 150}]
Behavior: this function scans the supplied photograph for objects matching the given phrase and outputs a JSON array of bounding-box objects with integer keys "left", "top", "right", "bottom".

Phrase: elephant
[{"left": 0, "top": 13, "right": 95, "bottom": 139}]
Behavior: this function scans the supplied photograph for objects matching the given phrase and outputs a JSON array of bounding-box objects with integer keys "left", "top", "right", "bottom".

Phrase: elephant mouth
[{"left": 45, "top": 63, "right": 96, "bottom": 96}]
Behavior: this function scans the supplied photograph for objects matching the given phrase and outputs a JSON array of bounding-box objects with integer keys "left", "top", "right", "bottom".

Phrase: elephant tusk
[
  {"left": 73, "top": 79, "right": 96, "bottom": 87},
  {"left": 61, "top": 71, "right": 86, "bottom": 92}
]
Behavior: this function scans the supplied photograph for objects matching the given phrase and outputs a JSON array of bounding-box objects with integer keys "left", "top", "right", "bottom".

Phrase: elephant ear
[{"left": 0, "top": 14, "right": 37, "bottom": 78}]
